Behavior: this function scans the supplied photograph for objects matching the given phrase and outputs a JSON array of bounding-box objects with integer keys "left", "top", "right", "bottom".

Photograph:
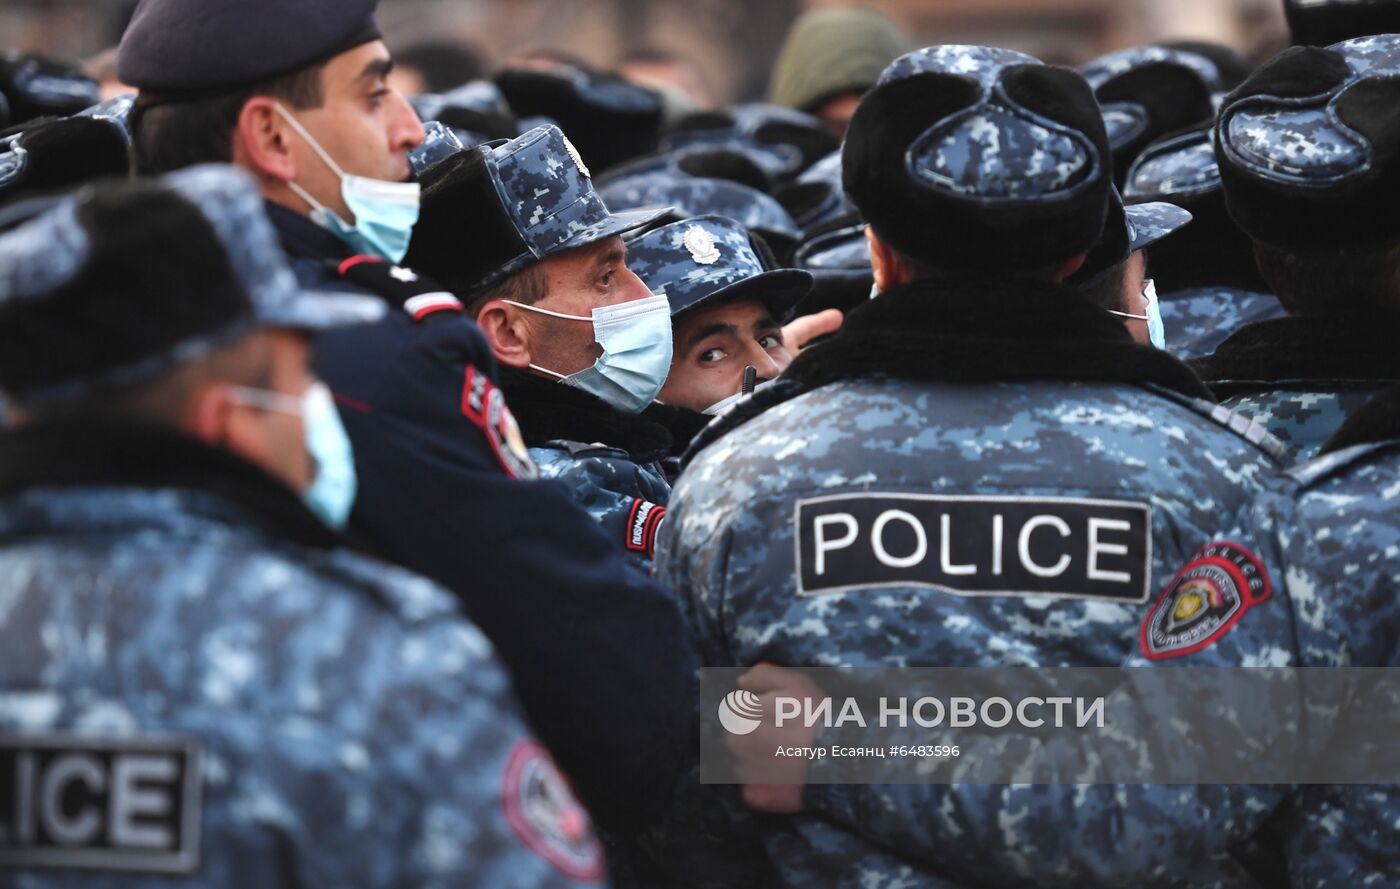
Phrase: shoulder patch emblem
[
  {"left": 683, "top": 225, "right": 721, "bottom": 265},
  {"left": 625, "top": 498, "right": 667, "bottom": 559},
  {"left": 1140, "top": 541, "right": 1271, "bottom": 660},
  {"left": 461, "top": 365, "right": 539, "bottom": 480},
  {"left": 501, "top": 740, "right": 604, "bottom": 882}
]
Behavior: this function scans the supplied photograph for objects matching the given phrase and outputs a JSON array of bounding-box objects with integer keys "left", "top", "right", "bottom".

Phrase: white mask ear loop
[
  {"left": 500, "top": 299, "right": 591, "bottom": 322},
  {"left": 274, "top": 103, "right": 349, "bottom": 221}
]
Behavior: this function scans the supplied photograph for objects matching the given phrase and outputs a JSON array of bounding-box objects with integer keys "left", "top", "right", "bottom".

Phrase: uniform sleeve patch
[
  {"left": 461, "top": 366, "right": 539, "bottom": 480},
  {"left": 0, "top": 734, "right": 202, "bottom": 874},
  {"left": 1140, "top": 541, "right": 1271, "bottom": 660},
  {"left": 501, "top": 740, "right": 604, "bottom": 882},
  {"left": 625, "top": 499, "right": 666, "bottom": 559}
]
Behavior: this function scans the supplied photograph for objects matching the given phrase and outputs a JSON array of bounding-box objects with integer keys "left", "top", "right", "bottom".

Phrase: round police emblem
[
  {"left": 502, "top": 740, "right": 604, "bottom": 881},
  {"left": 683, "top": 225, "right": 721, "bottom": 265},
  {"left": 1140, "top": 541, "right": 1271, "bottom": 660}
]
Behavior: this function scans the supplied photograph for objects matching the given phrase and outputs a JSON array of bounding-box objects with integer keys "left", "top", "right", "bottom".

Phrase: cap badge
[
  {"left": 683, "top": 226, "right": 721, "bottom": 265},
  {"left": 562, "top": 135, "right": 591, "bottom": 180}
]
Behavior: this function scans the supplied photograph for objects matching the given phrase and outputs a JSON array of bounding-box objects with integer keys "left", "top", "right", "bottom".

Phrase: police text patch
[
  {"left": 795, "top": 493, "right": 1152, "bottom": 601},
  {"left": 0, "top": 734, "right": 201, "bottom": 873}
]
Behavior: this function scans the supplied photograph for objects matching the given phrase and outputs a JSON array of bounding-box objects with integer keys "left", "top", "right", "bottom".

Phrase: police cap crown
[
  {"left": 842, "top": 45, "right": 1113, "bottom": 272},
  {"left": 117, "top": 0, "right": 381, "bottom": 94},
  {"left": 1217, "top": 33, "right": 1400, "bottom": 250}
]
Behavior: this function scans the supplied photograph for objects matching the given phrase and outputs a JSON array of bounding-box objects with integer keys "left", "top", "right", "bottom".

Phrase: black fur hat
[
  {"left": 843, "top": 45, "right": 1111, "bottom": 273},
  {"left": 495, "top": 65, "right": 663, "bottom": 174},
  {"left": 0, "top": 116, "right": 131, "bottom": 208},
  {"left": 1080, "top": 43, "right": 1250, "bottom": 187},
  {"left": 1216, "top": 35, "right": 1400, "bottom": 250},
  {"left": 1286, "top": 0, "right": 1400, "bottom": 47}
]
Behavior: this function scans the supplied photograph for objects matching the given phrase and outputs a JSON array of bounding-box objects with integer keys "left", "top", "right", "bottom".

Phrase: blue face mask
[
  {"left": 1108, "top": 277, "right": 1167, "bottom": 350},
  {"left": 229, "top": 382, "right": 358, "bottom": 529},
  {"left": 276, "top": 104, "right": 421, "bottom": 264},
  {"left": 503, "top": 295, "right": 675, "bottom": 413}
]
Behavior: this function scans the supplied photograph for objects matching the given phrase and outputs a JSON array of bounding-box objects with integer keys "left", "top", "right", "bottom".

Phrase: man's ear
[
  {"left": 866, "top": 227, "right": 914, "bottom": 292},
  {"left": 1055, "top": 253, "right": 1089, "bottom": 282},
  {"left": 475, "top": 299, "right": 535, "bottom": 369},
  {"left": 233, "top": 96, "right": 298, "bottom": 183},
  {"left": 185, "top": 382, "right": 236, "bottom": 449}
]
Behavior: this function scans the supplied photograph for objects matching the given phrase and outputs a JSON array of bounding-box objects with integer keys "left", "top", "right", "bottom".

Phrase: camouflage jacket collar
[
  {"left": 1189, "top": 313, "right": 1400, "bottom": 393},
  {"left": 1321, "top": 383, "right": 1400, "bottom": 455},
  {"left": 682, "top": 277, "right": 1214, "bottom": 467},
  {"left": 0, "top": 418, "right": 342, "bottom": 550},
  {"left": 498, "top": 367, "right": 672, "bottom": 461}
]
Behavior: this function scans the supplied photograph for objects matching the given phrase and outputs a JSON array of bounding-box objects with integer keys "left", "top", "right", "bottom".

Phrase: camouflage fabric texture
[
  {"left": 625, "top": 215, "right": 812, "bottom": 321},
  {"left": 1219, "top": 388, "right": 1385, "bottom": 463},
  {"left": 656, "top": 377, "right": 1284, "bottom": 887},
  {"left": 0, "top": 484, "right": 606, "bottom": 887},
  {"left": 532, "top": 444, "right": 672, "bottom": 572},
  {"left": 1159, "top": 287, "right": 1285, "bottom": 362}
]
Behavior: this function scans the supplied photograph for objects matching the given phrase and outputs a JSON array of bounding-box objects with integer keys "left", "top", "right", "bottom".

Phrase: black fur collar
[
  {"left": 0, "top": 418, "right": 341, "bottom": 550},
  {"left": 684, "top": 277, "right": 1212, "bottom": 465},
  {"left": 499, "top": 367, "right": 672, "bottom": 461},
  {"left": 1190, "top": 314, "right": 1400, "bottom": 392},
  {"left": 1321, "top": 384, "right": 1400, "bottom": 454}
]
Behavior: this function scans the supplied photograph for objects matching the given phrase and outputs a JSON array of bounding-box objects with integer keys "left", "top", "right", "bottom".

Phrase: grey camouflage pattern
[
  {"left": 661, "top": 104, "right": 830, "bottom": 179},
  {"left": 1124, "top": 201, "right": 1191, "bottom": 252},
  {"left": 1124, "top": 127, "right": 1221, "bottom": 200},
  {"left": 625, "top": 215, "right": 812, "bottom": 318},
  {"left": 1159, "top": 286, "right": 1285, "bottom": 361},
  {"left": 531, "top": 443, "right": 671, "bottom": 571},
  {"left": 598, "top": 174, "right": 801, "bottom": 239},
  {"left": 1219, "top": 387, "right": 1385, "bottom": 461},
  {"left": 1080, "top": 46, "right": 1227, "bottom": 92},
  {"left": 0, "top": 485, "right": 606, "bottom": 888},
  {"left": 655, "top": 377, "right": 1284, "bottom": 886},
  {"left": 877, "top": 46, "right": 1101, "bottom": 204}
]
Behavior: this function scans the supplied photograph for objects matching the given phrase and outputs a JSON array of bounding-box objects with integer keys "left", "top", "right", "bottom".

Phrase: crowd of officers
[{"left": 0, "top": 0, "right": 1397, "bottom": 885}]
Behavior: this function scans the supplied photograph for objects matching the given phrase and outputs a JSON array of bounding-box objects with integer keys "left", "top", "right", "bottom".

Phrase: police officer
[
  {"left": 654, "top": 45, "right": 1286, "bottom": 887},
  {"left": 0, "top": 166, "right": 604, "bottom": 887},
  {"left": 1191, "top": 34, "right": 1400, "bottom": 460},
  {"left": 1122, "top": 125, "right": 1284, "bottom": 360},
  {"left": 405, "top": 125, "right": 679, "bottom": 568},
  {"left": 620, "top": 215, "right": 813, "bottom": 475},
  {"left": 117, "top": 0, "right": 697, "bottom": 840}
]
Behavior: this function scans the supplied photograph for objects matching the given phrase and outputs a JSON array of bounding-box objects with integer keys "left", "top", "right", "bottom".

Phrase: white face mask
[
  {"left": 274, "top": 104, "right": 421, "bottom": 263},
  {"left": 502, "top": 295, "right": 675, "bottom": 413},
  {"left": 1107, "top": 278, "right": 1166, "bottom": 350}
]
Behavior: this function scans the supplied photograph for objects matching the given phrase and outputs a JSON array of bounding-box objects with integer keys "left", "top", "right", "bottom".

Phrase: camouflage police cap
[
  {"left": 407, "top": 124, "right": 670, "bottom": 297},
  {"left": 843, "top": 44, "right": 1112, "bottom": 272},
  {"left": 74, "top": 94, "right": 137, "bottom": 144},
  {"left": 1126, "top": 200, "right": 1192, "bottom": 253},
  {"left": 790, "top": 149, "right": 856, "bottom": 230},
  {"left": 0, "top": 164, "right": 384, "bottom": 404},
  {"left": 410, "top": 80, "right": 520, "bottom": 154},
  {"left": 794, "top": 220, "right": 871, "bottom": 273},
  {"left": 625, "top": 214, "right": 812, "bottom": 322},
  {"left": 0, "top": 113, "right": 131, "bottom": 209},
  {"left": 1217, "top": 33, "right": 1400, "bottom": 249},
  {"left": 662, "top": 103, "right": 838, "bottom": 180},
  {"left": 1123, "top": 125, "right": 1221, "bottom": 201},
  {"left": 1286, "top": 0, "right": 1400, "bottom": 47}
]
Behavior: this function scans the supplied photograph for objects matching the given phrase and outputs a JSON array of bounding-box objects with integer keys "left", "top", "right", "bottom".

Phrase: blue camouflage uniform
[
  {"left": 1121, "top": 383, "right": 1400, "bottom": 887},
  {"left": 0, "top": 166, "right": 605, "bottom": 887},
  {"left": 652, "top": 45, "right": 1292, "bottom": 888},
  {"left": 0, "top": 423, "right": 606, "bottom": 888}
]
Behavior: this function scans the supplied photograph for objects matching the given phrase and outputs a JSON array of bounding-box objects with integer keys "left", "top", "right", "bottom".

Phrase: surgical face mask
[
  {"left": 502, "top": 295, "right": 674, "bottom": 413},
  {"left": 1107, "top": 278, "right": 1166, "bottom": 350},
  {"left": 228, "top": 382, "right": 358, "bottom": 529},
  {"left": 275, "top": 104, "right": 420, "bottom": 263}
]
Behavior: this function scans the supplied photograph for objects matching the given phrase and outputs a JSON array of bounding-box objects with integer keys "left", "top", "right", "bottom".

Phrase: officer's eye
[
  {"left": 758, "top": 333, "right": 783, "bottom": 350},
  {"left": 699, "top": 347, "right": 727, "bottom": 363},
  {"left": 598, "top": 269, "right": 616, "bottom": 288}
]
